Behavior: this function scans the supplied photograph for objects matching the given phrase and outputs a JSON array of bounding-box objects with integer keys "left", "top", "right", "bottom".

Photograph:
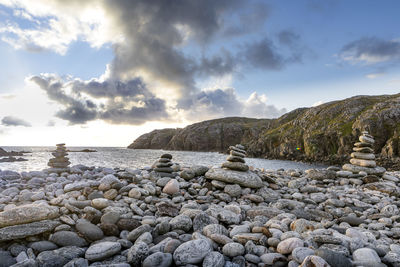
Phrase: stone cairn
[
  {"left": 221, "top": 144, "right": 249, "bottom": 172},
  {"left": 343, "top": 131, "right": 386, "bottom": 176},
  {"left": 154, "top": 153, "right": 175, "bottom": 177},
  {"left": 47, "top": 143, "right": 70, "bottom": 171}
]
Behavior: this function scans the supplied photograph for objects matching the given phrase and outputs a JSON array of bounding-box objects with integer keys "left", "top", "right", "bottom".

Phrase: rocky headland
[
  {"left": 0, "top": 140, "right": 400, "bottom": 266},
  {"left": 128, "top": 94, "right": 400, "bottom": 169}
]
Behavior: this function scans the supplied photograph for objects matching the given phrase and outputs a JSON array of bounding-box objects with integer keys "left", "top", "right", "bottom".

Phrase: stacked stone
[
  {"left": 343, "top": 131, "right": 386, "bottom": 176},
  {"left": 154, "top": 153, "right": 175, "bottom": 177},
  {"left": 222, "top": 144, "right": 249, "bottom": 172},
  {"left": 48, "top": 143, "right": 70, "bottom": 171}
]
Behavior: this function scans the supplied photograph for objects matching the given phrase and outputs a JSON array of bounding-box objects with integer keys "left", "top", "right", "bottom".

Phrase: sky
[{"left": 0, "top": 0, "right": 399, "bottom": 146}]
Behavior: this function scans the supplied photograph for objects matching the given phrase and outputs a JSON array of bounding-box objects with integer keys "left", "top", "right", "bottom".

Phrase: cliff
[{"left": 128, "top": 94, "right": 400, "bottom": 168}]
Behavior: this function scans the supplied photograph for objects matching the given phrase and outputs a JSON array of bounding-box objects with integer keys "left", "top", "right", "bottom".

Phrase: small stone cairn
[
  {"left": 154, "top": 153, "right": 175, "bottom": 177},
  {"left": 222, "top": 144, "right": 249, "bottom": 172},
  {"left": 47, "top": 143, "right": 70, "bottom": 172},
  {"left": 343, "top": 131, "right": 386, "bottom": 176}
]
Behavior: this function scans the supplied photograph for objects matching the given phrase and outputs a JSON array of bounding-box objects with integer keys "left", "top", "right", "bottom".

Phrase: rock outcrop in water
[{"left": 128, "top": 94, "right": 400, "bottom": 168}]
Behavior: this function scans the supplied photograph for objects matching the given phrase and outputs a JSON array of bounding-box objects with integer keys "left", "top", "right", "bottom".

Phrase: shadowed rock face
[{"left": 128, "top": 94, "right": 400, "bottom": 167}]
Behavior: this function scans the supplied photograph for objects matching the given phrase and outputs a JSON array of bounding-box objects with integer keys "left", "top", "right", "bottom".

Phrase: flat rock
[
  {"left": 205, "top": 168, "right": 263, "bottom": 188},
  {"left": 85, "top": 241, "right": 121, "bottom": 261},
  {"left": 37, "top": 246, "right": 85, "bottom": 267},
  {"left": 0, "top": 220, "right": 60, "bottom": 241},
  {"left": 0, "top": 203, "right": 59, "bottom": 227},
  {"left": 221, "top": 162, "right": 249, "bottom": 172},
  {"left": 350, "top": 158, "right": 376, "bottom": 167},
  {"left": 351, "top": 152, "right": 375, "bottom": 160},
  {"left": 353, "top": 147, "right": 374, "bottom": 153},
  {"left": 342, "top": 164, "right": 385, "bottom": 175},
  {"left": 49, "top": 231, "right": 87, "bottom": 247}
]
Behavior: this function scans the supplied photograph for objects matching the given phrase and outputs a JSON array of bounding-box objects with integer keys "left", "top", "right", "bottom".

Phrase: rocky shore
[{"left": 0, "top": 154, "right": 400, "bottom": 266}]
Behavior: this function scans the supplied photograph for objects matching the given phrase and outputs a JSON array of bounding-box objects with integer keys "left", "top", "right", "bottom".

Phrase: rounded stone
[
  {"left": 277, "top": 237, "right": 304, "bottom": 254},
  {"left": 222, "top": 242, "right": 245, "bottom": 257},
  {"left": 162, "top": 179, "right": 180, "bottom": 195},
  {"left": 91, "top": 198, "right": 109, "bottom": 210},
  {"left": 173, "top": 239, "right": 212, "bottom": 265},
  {"left": 101, "top": 211, "right": 120, "bottom": 224},
  {"left": 85, "top": 241, "right": 121, "bottom": 261},
  {"left": 203, "top": 251, "right": 225, "bottom": 267},
  {"left": 75, "top": 221, "right": 104, "bottom": 241},
  {"left": 103, "top": 189, "right": 118, "bottom": 200},
  {"left": 142, "top": 252, "right": 173, "bottom": 267},
  {"left": 353, "top": 248, "right": 381, "bottom": 263},
  {"left": 49, "top": 231, "right": 87, "bottom": 247},
  {"left": 169, "top": 214, "right": 192, "bottom": 232},
  {"left": 292, "top": 247, "right": 314, "bottom": 263}
]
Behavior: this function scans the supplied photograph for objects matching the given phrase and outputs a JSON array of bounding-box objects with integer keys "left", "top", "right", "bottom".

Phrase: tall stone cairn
[
  {"left": 342, "top": 131, "right": 386, "bottom": 176},
  {"left": 222, "top": 144, "right": 249, "bottom": 172},
  {"left": 154, "top": 153, "right": 176, "bottom": 177},
  {"left": 48, "top": 143, "right": 70, "bottom": 171}
]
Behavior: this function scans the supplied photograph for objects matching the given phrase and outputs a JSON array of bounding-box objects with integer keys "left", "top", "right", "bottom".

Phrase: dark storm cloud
[
  {"left": 340, "top": 37, "right": 400, "bottom": 64},
  {"left": 31, "top": 75, "right": 98, "bottom": 124},
  {"left": 71, "top": 78, "right": 151, "bottom": 98},
  {"left": 1, "top": 116, "right": 32, "bottom": 127},
  {"left": 104, "top": 0, "right": 244, "bottom": 95},
  {"left": 223, "top": 2, "right": 269, "bottom": 37},
  {"left": 241, "top": 37, "right": 284, "bottom": 70},
  {"left": 30, "top": 74, "right": 169, "bottom": 125},
  {"left": 277, "top": 30, "right": 301, "bottom": 47}
]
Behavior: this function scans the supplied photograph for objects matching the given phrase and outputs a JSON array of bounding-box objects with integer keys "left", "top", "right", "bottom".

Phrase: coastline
[{"left": 0, "top": 160, "right": 399, "bottom": 266}]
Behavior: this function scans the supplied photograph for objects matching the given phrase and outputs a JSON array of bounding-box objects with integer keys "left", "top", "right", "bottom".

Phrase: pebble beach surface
[{"left": 0, "top": 161, "right": 400, "bottom": 267}]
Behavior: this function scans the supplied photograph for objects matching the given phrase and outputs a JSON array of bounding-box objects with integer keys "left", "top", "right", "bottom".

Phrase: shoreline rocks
[{"left": 0, "top": 157, "right": 399, "bottom": 266}]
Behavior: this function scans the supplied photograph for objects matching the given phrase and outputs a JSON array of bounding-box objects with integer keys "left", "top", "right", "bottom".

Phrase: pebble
[{"left": 85, "top": 241, "right": 121, "bottom": 261}]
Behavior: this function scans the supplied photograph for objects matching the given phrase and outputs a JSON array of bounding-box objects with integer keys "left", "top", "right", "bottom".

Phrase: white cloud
[
  {"left": 366, "top": 72, "right": 384, "bottom": 79},
  {"left": 312, "top": 100, "right": 324, "bottom": 107},
  {"left": 0, "top": 0, "right": 117, "bottom": 54}
]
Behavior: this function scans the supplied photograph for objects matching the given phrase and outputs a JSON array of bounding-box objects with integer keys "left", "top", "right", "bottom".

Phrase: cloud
[
  {"left": 1, "top": 116, "right": 32, "bottom": 127},
  {"left": 30, "top": 73, "right": 169, "bottom": 125},
  {"left": 240, "top": 37, "right": 284, "bottom": 70},
  {"left": 339, "top": 37, "right": 400, "bottom": 64},
  {"left": 47, "top": 120, "right": 56, "bottom": 126},
  {"left": 181, "top": 88, "right": 286, "bottom": 121},
  {"left": 1, "top": 1, "right": 297, "bottom": 125},
  {"left": 312, "top": 100, "right": 324, "bottom": 107},
  {"left": 365, "top": 72, "right": 385, "bottom": 79}
]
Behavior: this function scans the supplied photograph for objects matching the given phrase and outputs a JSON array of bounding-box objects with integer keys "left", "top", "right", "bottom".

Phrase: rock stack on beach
[
  {"left": 154, "top": 153, "right": 176, "bottom": 178},
  {"left": 222, "top": 144, "right": 249, "bottom": 172},
  {"left": 342, "top": 131, "right": 386, "bottom": 176},
  {"left": 47, "top": 143, "right": 70, "bottom": 173},
  {"left": 205, "top": 144, "right": 263, "bottom": 188}
]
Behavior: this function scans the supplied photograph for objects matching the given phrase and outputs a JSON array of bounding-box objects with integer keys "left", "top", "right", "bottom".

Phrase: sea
[{"left": 0, "top": 147, "right": 326, "bottom": 173}]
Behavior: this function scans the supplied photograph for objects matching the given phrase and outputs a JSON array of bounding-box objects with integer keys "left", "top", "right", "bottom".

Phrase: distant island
[
  {"left": 0, "top": 147, "right": 29, "bottom": 162},
  {"left": 67, "top": 149, "right": 97, "bottom": 153},
  {"left": 128, "top": 93, "right": 400, "bottom": 170}
]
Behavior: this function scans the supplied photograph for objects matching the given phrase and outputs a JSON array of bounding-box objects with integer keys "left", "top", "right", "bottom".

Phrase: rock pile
[
  {"left": 154, "top": 153, "right": 176, "bottom": 177},
  {"left": 343, "top": 131, "right": 386, "bottom": 176},
  {"left": 222, "top": 144, "right": 249, "bottom": 172},
  {"left": 47, "top": 144, "right": 70, "bottom": 172},
  {"left": 205, "top": 144, "right": 263, "bottom": 188}
]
